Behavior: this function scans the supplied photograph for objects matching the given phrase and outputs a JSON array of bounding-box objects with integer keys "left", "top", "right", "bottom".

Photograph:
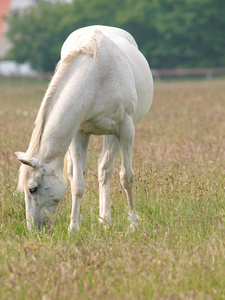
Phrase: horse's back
[
  {"left": 61, "top": 25, "right": 153, "bottom": 125},
  {"left": 61, "top": 25, "right": 138, "bottom": 58}
]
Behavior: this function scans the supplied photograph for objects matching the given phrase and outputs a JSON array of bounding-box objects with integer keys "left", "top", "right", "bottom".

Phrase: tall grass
[{"left": 0, "top": 78, "right": 225, "bottom": 299}]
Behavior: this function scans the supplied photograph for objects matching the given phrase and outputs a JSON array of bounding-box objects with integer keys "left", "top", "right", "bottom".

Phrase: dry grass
[{"left": 0, "top": 78, "right": 225, "bottom": 299}]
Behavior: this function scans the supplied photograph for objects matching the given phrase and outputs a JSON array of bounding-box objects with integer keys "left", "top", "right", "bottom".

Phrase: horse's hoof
[{"left": 68, "top": 223, "right": 80, "bottom": 233}]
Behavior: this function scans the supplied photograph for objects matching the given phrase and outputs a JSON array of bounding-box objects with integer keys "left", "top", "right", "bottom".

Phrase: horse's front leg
[
  {"left": 67, "top": 132, "right": 90, "bottom": 232},
  {"left": 98, "top": 135, "right": 119, "bottom": 227},
  {"left": 119, "top": 114, "right": 139, "bottom": 228}
]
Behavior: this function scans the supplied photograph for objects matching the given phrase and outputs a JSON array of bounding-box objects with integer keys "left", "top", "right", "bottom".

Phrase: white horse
[{"left": 15, "top": 25, "right": 153, "bottom": 232}]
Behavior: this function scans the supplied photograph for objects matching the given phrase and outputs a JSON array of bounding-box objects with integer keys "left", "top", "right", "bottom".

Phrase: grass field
[{"left": 0, "top": 78, "right": 225, "bottom": 299}]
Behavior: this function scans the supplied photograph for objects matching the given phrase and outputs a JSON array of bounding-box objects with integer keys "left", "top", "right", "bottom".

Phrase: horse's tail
[{"left": 63, "top": 152, "right": 68, "bottom": 184}]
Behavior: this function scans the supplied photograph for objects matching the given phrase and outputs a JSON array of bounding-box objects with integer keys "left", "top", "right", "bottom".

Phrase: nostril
[
  {"left": 43, "top": 217, "right": 51, "bottom": 225},
  {"left": 36, "top": 218, "right": 51, "bottom": 230}
]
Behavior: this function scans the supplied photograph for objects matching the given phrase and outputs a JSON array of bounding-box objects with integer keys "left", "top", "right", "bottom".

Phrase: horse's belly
[{"left": 80, "top": 117, "right": 120, "bottom": 136}]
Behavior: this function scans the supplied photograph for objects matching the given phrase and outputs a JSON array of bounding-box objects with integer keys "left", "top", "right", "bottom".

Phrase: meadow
[{"left": 0, "top": 77, "right": 225, "bottom": 299}]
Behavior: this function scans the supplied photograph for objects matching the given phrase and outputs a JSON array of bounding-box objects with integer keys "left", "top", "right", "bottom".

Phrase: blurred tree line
[{"left": 7, "top": 0, "right": 225, "bottom": 72}]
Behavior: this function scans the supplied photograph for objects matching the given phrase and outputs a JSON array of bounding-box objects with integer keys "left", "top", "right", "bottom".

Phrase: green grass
[{"left": 0, "top": 78, "right": 225, "bottom": 299}]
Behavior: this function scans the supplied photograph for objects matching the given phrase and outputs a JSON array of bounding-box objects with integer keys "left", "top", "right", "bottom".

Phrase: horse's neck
[{"left": 37, "top": 58, "right": 95, "bottom": 164}]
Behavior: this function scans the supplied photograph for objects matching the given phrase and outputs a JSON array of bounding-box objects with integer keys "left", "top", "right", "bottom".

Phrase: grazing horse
[{"left": 15, "top": 25, "right": 153, "bottom": 232}]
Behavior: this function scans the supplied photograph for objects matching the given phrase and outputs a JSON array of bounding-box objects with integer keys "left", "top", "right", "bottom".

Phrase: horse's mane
[{"left": 18, "top": 28, "right": 102, "bottom": 192}]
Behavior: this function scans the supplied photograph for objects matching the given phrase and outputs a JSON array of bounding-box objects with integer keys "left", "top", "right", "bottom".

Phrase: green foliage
[
  {"left": 6, "top": 0, "right": 225, "bottom": 71},
  {"left": 7, "top": 1, "right": 73, "bottom": 71},
  {"left": 150, "top": 0, "right": 225, "bottom": 68}
]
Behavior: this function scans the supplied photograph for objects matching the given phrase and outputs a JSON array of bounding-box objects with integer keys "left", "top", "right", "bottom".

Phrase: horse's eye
[{"left": 29, "top": 187, "right": 37, "bottom": 194}]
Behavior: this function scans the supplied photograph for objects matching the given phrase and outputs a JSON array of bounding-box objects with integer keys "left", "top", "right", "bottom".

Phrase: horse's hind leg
[
  {"left": 98, "top": 135, "right": 119, "bottom": 227},
  {"left": 119, "top": 114, "right": 139, "bottom": 228},
  {"left": 68, "top": 132, "right": 90, "bottom": 232}
]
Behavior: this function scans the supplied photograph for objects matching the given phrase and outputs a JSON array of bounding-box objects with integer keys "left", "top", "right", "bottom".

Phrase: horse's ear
[{"left": 15, "top": 152, "right": 41, "bottom": 168}]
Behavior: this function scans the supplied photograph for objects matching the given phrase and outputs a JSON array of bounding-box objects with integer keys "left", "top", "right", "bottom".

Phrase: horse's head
[{"left": 15, "top": 152, "right": 67, "bottom": 231}]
